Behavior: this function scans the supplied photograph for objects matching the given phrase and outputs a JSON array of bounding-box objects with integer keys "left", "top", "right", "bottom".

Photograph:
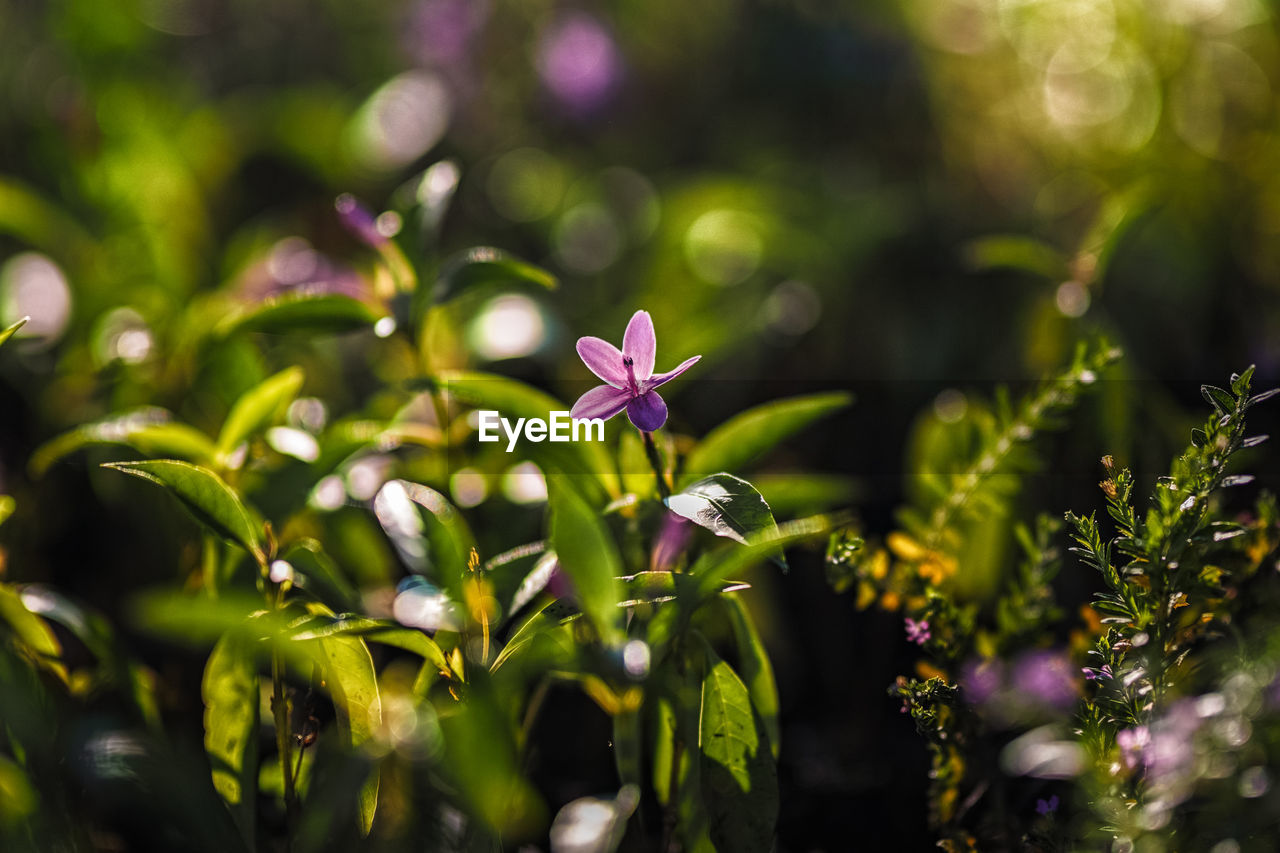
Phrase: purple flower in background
[
  {"left": 536, "top": 12, "right": 621, "bottom": 112},
  {"left": 1116, "top": 725, "right": 1150, "bottom": 770},
  {"left": 1035, "top": 795, "right": 1059, "bottom": 816},
  {"left": 405, "top": 0, "right": 487, "bottom": 66},
  {"left": 651, "top": 511, "right": 695, "bottom": 571},
  {"left": 1011, "top": 650, "right": 1079, "bottom": 711},
  {"left": 904, "top": 617, "right": 931, "bottom": 646},
  {"left": 571, "top": 310, "right": 700, "bottom": 432},
  {"left": 960, "top": 658, "right": 1004, "bottom": 705},
  {"left": 335, "top": 194, "right": 393, "bottom": 248}
]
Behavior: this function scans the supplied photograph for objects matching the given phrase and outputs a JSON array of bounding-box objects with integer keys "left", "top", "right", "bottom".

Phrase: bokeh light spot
[
  {"left": 554, "top": 203, "right": 623, "bottom": 274},
  {"left": 487, "top": 148, "right": 566, "bottom": 222},
  {"left": 1, "top": 252, "right": 72, "bottom": 343},
  {"left": 684, "top": 209, "right": 764, "bottom": 285},
  {"left": 352, "top": 71, "right": 451, "bottom": 171},
  {"left": 468, "top": 294, "right": 546, "bottom": 360}
]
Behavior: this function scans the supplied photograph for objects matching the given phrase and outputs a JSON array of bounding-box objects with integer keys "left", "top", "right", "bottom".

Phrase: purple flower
[
  {"left": 1083, "top": 664, "right": 1113, "bottom": 681},
  {"left": 1011, "top": 650, "right": 1078, "bottom": 711},
  {"left": 651, "top": 511, "right": 694, "bottom": 571},
  {"left": 1116, "top": 725, "right": 1150, "bottom": 770},
  {"left": 904, "top": 618, "right": 931, "bottom": 645},
  {"left": 1035, "top": 795, "right": 1059, "bottom": 816},
  {"left": 536, "top": 13, "right": 621, "bottom": 112},
  {"left": 960, "top": 658, "right": 1004, "bottom": 704},
  {"left": 570, "top": 310, "right": 700, "bottom": 433}
]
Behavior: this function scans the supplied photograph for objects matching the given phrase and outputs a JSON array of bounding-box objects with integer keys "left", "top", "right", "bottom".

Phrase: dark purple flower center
[{"left": 622, "top": 356, "right": 639, "bottom": 395}]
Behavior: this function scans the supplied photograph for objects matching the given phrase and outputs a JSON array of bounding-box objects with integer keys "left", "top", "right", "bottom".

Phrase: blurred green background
[{"left": 4, "top": 0, "right": 1280, "bottom": 847}]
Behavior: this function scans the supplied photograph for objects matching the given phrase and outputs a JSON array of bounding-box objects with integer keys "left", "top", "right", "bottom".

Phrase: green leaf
[
  {"left": 0, "top": 316, "right": 28, "bottom": 347},
  {"left": 750, "top": 473, "right": 857, "bottom": 515},
  {"left": 665, "top": 474, "right": 785, "bottom": 568},
  {"left": 719, "top": 595, "right": 780, "bottom": 759},
  {"left": 1201, "top": 384, "right": 1236, "bottom": 416},
  {"left": 31, "top": 409, "right": 217, "bottom": 476},
  {"left": 440, "top": 371, "right": 620, "bottom": 503},
  {"left": 963, "top": 235, "right": 1069, "bottom": 279},
  {"left": 216, "top": 367, "right": 306, "bottom": 464},
  {"left": 434, "top": 247, "right": 557, "bottom": 302},
  {"left": 0, "top": 584, "right": 67, "bottom": 684},
  {"left": 681, "top": 392, "right": 852, "bottom": 485},
  {"left": 103, "top": 460, "right": 265, "bottom": 563},
  {"left": 548, "top": 477, "right": 623, "bottom": 643},
  {"left": 690, "top": 514, "right": 834, "bottom": 601},
  {"left": 696, "top": 637, "right": 778, "bottom": 853},
  {"left": 280, "top": 540, "right": 359, "bottom": 612},
  {"left": 203, "top": 631, "right": 260, "bottom": 850},
  {"left": 289, "top": 613, "right": 450, "bottom": 678},
  {"left": 219, "top": 293, "right": 382, "bottom": 337},
  {"left": 617, "top": 571, "right": 748, "bottom": 607},
  {"left": 0, "top": 496, "right": 12, "bottom": 527},
  {"left": 299, "top": 604, "right": 381, "bottom": 836}
]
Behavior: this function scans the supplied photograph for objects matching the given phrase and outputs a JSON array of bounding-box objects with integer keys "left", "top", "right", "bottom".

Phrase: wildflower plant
[
  {"left": 0, "top": 187, "right": 850, "bottom": 852},
  {"left": 843, "top": 355, "right": 1280, "bottom": 851}
]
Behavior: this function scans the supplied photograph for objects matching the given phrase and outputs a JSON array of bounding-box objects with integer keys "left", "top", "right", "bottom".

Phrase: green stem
[
  {"left": 270, "top": 584, "right": 298, "bottom": 845},
  {"left": 641, "top": 431, "right": 671, "bottom": 500}
]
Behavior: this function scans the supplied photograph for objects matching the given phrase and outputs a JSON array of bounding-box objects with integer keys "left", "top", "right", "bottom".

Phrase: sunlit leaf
[
  {"left": 964, "top": 235, "right": 1069, "bottom": 279},
  {"left": 750, "top": 473, "right": 857, "bottom": 515},
  {"left": 299, "top": 604, "right": 381, "bottom": 836},
  {"left": 0, "top": 584, "right": 67, "bottom": 684},
  {"left": 376, "top": 480, "right": 476, "bottom": 592},
  {"left": 216, "top": 366, "right": 305, "bottom": 464},
  {"left": 682, "top": 392, "right": 852, "bottom": 485},
  {"left": 203, "top": 630, "right": 260, "bottom": 849},
  {"left": 719, "top": 595, "right": 780, "bottom": 758},
  {"left": 219, "top": 293, "right": 382, "bottom": 337},
  {"left": 31, "top": 409, "right": 217, "bottom": 475},
  {"left": 0, "top": 316, "right": 28, "bottom": 347},
  {"left": 280, "top": 540, "right": 360, "bottom": 613},
  {"left": 103, "top": 460, "right": 265, "bottom": 563},
  {"left": 548, "top": 477, "right": 622, "bottom": 643},
  {"left": 434, "top": 246, "right": 557, "bottom": 303},
  {"left": 696, "top": 637, "right": 777, "bottom": 853},
  {"left": 690, "top": 514, "right": 834, "bottom": 600},
  {"left": 666, "top": 473, "right": 785, "bottom": 568},
  {"left": 0, "top": 496, "right": 12, "bottom": 527}
]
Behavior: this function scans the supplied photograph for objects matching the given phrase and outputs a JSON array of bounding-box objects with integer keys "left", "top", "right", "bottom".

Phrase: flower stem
[{"left": 641, "top": 431, "right": 672, "bottom": 500}]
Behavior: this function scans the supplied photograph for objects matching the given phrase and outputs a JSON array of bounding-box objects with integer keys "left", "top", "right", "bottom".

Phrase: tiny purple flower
[
  {"left": 571, "top": 310, "right": 700, "bottom": 433},
  {"left": 1035, "top": 795, "right": 1059, "bottom": 816},
  {"left": 1083, "top": 664, "right": 1113, "bottom": 681},
  {"left": 651, "top": 511, "right": 695, "bottom": 571},
  {"left": 904, "top": 618, "right": 931, "bottom": 646}
]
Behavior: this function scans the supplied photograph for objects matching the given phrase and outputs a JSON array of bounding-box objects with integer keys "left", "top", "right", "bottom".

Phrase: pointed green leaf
[
  {"left": 696, "top": 637, "right": 777, "bottom": 853},
  {"left": 963, "top": 235, "right": 1069, "bottom": 279},
  {"left": 203, "top": 631, "right": 260, "bottom": 850},
  {"left": 719, "top": 595, "right": 780, "bottom": 759},
  {"left": 0, "top": 584, "right": 67, "bottom": 684},
  {"left": 219, "top": 293, "right": 382, "bottom": 337},
  {"left": 691, "top": 514, "right": 834, "bottom": 600},
  {"left": 435, "top": 247, "right": 557, "bottom": 302},
  {"left": 103, "top": 460, "right": 264, "bottom": 563},
  {"left": 0, "top": 316, "right": 28, "bottom": 347},
  {"left": 217, "top": 367, "right": 306, "bottom": 464},
  {"left": 682, "top": 392, "right": 852, "bottom": 485},
  {"left": 31, "top": 408, "right": 217, "bottom": 475},
  {"left": 548, "top": 477, "right": 622, "bottom": 643},
  {"left": 666, "top": 474, "right": 785, "bottom": 568},
  {"left": 1201, "top": 384, "right": 1236, "bottom": 416}
]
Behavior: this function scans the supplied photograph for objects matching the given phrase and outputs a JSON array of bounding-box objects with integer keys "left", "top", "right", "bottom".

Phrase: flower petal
[
  {"left": 644, "top": 355, "right": 701, "bottom": 391},
  {"left": 576, "top": 336, "right": 627, "bottom": 388},
  {"left": 571, "top": 384, "right": 631, "bottom": 421},
  {"left": 621, "top": 310, "right": 656, "bottom": 381},
  {"left": 626, "top": 391, "right": 667, "bottom": 432}
]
